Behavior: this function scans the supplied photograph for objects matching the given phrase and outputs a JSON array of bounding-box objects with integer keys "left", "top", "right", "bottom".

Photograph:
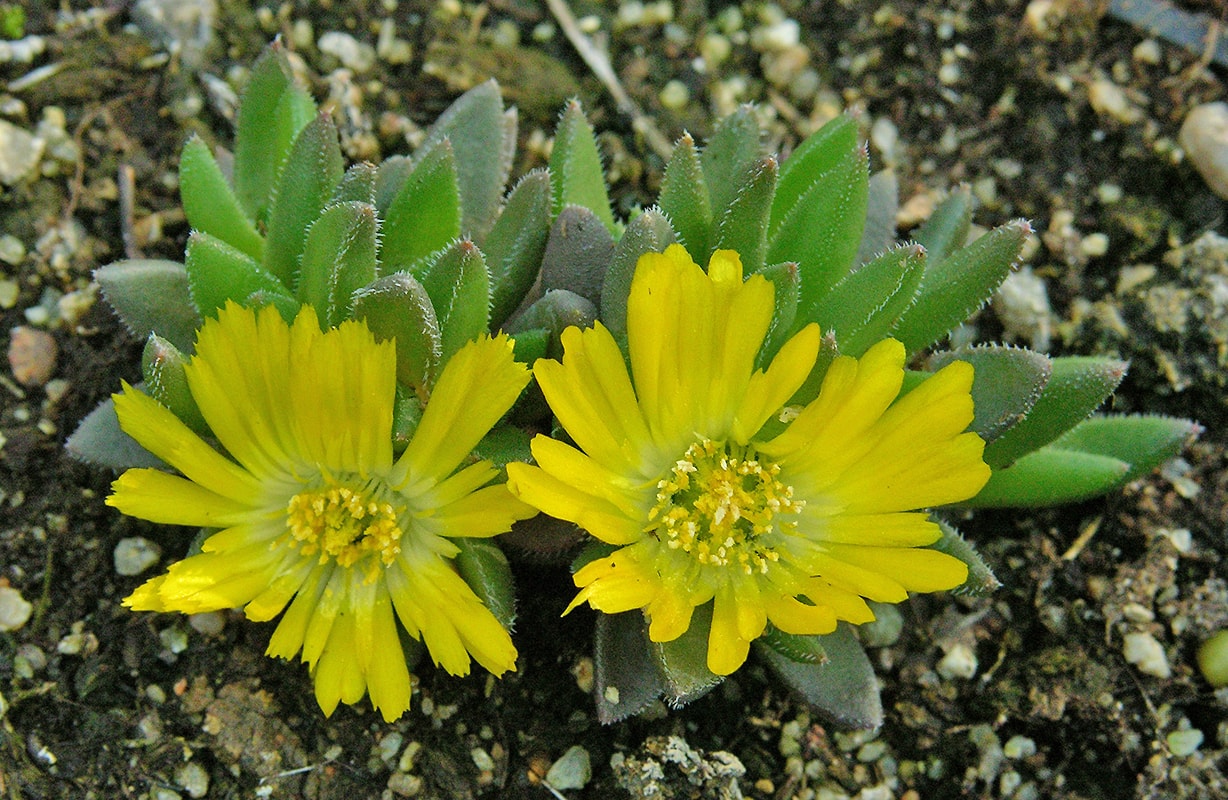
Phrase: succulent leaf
[
  {"left": 352, "top": 271, "right": 442, "bottom": 392},
  {"left": 549, "top": 100, "right": 616, "bottom": 233},
  {"left": 891, "top": 219, "right": 1030, "bottom": 354},
  {"left": 331, "top": 162, "right": 377, "bottom": 205},
  {"left": 931, "top": 519, "right": 1000, "bottom": 595},
  {"left": 540, "top": 205, "right": 616, "bottom": 307},
  {"left": 296, "top": 201, "right": 378, "bottom": 328},
  {"left": 373, "top": 155, "right": 413, "bottom": 214},
  {"left": 928, "top": 344, "right": 1052, "bottom": 443},
  {"left": 855, "top": 170, "right": 900, "bottom": 267},
  {"left": 234, "top": 43, "right": 313, "bottom": 222},
  {"left": 95, "top": 259, "right": 202, "bottom": 354},
  {"left": 507, "top": 289, "right": 598, "bottom": 360},
  {"left": 142, "top": 334, "right": 208, "bottom": 434},
  {"left": 381, "top": 141, "right": 462, "bottom": 275},
  {"left": 966, "top": 447, "right": 1131, "bottom": 507},
  {"left": 701, "top": 106, "right": 763, "bottom": 227},
  {"left": 768, "top": 146, "right": 870, "bottom": 320},
  {"left": 261, "top": 113, "right": 345, "bottom": 286},
  {"left": 658, "top": 133, "right": 712, "bottom": 259},
  {"left": 711, "top": 156, "right": 778, "bottom": 276},
  {"left": 983, "top": 355, "right": 1127, "bottom": 468},
  {"left": 912, "top": 184, "right": 973, "bottom": 268},
  {"left": 454, "top": 538, "right": 516, "bottom": 630},
  {"left": 65, "top": 394, "right": 164, "bottom": 470},
  {"left": 652, "top": 602, "right": 723, "bottom": 706},
  {"left": 810, "top": 242, "right": 925, "bottom": 357},
  {"left": 419, "top": 80, "right": 513, "bottom": 240},
  {"left": 419, "top": 240, "right": 492, "bottom": 364},
  {"left": 601, "top": 208, "right": 676, "bottom": 337},
  {"left": 594, "top": 612, "right": 666, "bottom": 724},
  {"left": 755, "top": 261, "right": 800, "bottom": 366},
  {"left": 186, "top": 232, "right": 293, "bottom": 319},
  {"left": 757, "top": 623, "right": 883, "bottom": 730},
  {"left": 1053, "top": 414, "right": 1200, "bottom": 483},
  {"left": 486, "top": 170, "right": 552, "bottom": 328},
  {"left": 179, "top": 135, "right": 264, "bottom": 261},
  {"left": 472, "top": 423, "right": 533, "bottom": 470},
  {"left": 761, "top": 625, "right": 828, "bottom": 664},
  {"left": 770, "top": 113, "right": 859, "bottom": 242}
]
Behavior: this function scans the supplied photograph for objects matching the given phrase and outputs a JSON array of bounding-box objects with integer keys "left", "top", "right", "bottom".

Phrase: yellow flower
[
  {"left": 507, "top": 244, "right": 991, "bottom": 675},
  {"left": 110, "top": 302, "right": 534, "bottom": 721}
]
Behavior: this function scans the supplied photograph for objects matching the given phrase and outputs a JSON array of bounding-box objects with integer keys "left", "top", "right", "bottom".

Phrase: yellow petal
[
  {"left": 568, "top": 550, "right": 658, "bottom": 614},
  {"left": 244, "top": 557, "right": 315, "bottom": 622},
  {"left": 732, "top": 323, "right": 821, "bottom": 442},
  {"left": 433, "top": 483, "right": 537, "bottom": 539},
  {"left": 820, "top": 543, "right": 969, "bottom": 593},
  {"left": 112, "top": 386, "right": 263, "bottom": 504},
  {"left": 124, "top": 575, "right": 169, "bottom": 611},
  {"left": 527, "top": 435, "right": 648, "bottom": 519},
  {"left": 108, "top": 468, "right": 254, "bottom": 527},
  {"left": 762, "top": 594, "right": 837, "bottom": 635},
  {"left": 707, "top": 590, "right": 752, "bottom": 675},
  {"left": 394, "top": 334, "right": 529, "bottom": 490},
  {"left": 506, "top": 462, "right": 643, "bottom": 546},
  {"left": 645, "top": 588, "right": 696, "bottom": 642},
  {"left": 803, "top": 511, "right": 943, "bottom": 547},
  {"left": 365, "top": 582, "right": 412, "bottom": 721},
  {"left": 266, "top": 564, "right": 330, "bottom": 659},
  {"left": 813, "top": 553, "right": 909, "bottom": 603}
]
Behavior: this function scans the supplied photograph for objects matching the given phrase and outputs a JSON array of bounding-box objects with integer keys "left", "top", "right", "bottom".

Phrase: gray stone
[
  {"left": 1181, "top": 102, "right": 1228, "bottom": 200},
  {"left": 0, "top": 119, "right": 43, "bottom": 185},
  {"left": 114, "top": 536, "right": 161, "bottom": 576}
]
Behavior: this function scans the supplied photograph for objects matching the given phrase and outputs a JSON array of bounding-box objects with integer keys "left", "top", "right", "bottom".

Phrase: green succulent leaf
[
  {"left": 756, "top": 623, "right": 882, "bottom": 730},
  {"left": 983, "top": 355, "right": 1127, "bottom": 468},
  {"left": 332, "top": 162, "right": 377, "bottom": 204},
  {"left": 549, "top": 100, "right": 615, "bottom": 234},
  {"left": 810, "top": 243, "right": 925, "bottom": 357},
  {"left": 179, "top": 135, "right": 264, "bottom": 261},
  {"left": 94, "top": 259, "right": 202, "bottom": 354},
  {"left": 966, "top": 446, "right": 1131, "bottom": 507},
  {"left": 701, "top": 106, "right": 762, "bottom": 227},
  {"left": 602, "top": 208, "right": 676, "bottom": 337},
  {"left": 786, "top": 329, "right": 841, "bottom": 408},
  {"left": 891, "top": 219, "right": 1030, "bottom": 354},
  {"left": 755, "top": 261, "right": 800, "bottom": 366},
  {"left": 419, "top": 80, "right": 514, "bottom": 240},
  {"left": 261, "top": 113, "right": 345, "bottom": 286},
  {"left": 594, "top": 612, "right": 666, "bottom": 724},
  {"left": 930, "top": 519, "right": 1000, "bottom": 595},
  {"left": 761, "top": 625, "right": 828, "bottom": 664},
  {"left": 510, "top": 327, "right": 549, "bottom": 365},
  {"left": 296, "top": 201, "right": 378, "bottom": 328},
  {"left": 373, "top": 155, "right": 413, "bottom": 214},
  {"left": 658, "top": 133, "right": 711, "bottom": 260},
  {"left": 65, "top": 393, "right": 164, "bottom": 470},
  {"left": 928, "top": 345, "right": 1052, "bottom": 443},
  {"left": 507, "top": 289, "right": 598, "bottom": 360},
  {"left": 187, "top": 232, "right": 293, "bottom": 319},
  {"left": 382, "top": 141, "right": 462, "bottom": 275},
  {"left": 912, "top": 184, "right": 973, "bottom": 268},
  {"left": 854, "top": 170, "right": 900, "bottom": 268},
  {"left": 711, "top": 156, "right": 778, "bottom": 276},
  {"left": 472, "top": 423, "right": 533, "bottom": 470},
  {"left": 770, "top": 113, "right": 858, "bottom": 242},
  {"left": 486, "top": 169, "right": 552, "bottom": 328},
  {"left": 141, "top": 334, "right": 208, "bottom": 434},
  {"left": 1053, "top": 414, "right": 1200, "bottom": 483},
  {"left": 234, "top": 43, "right": 315, "bottom": 222},
  {"left": 391, "top": 384, "right": 424, "bottom": 452},
  {"left": 352, "top": 271, "right": 441, "bottom": 392},
  {"left": 540, "top": 205, "right": 615, "bottom": 307},
  {"left": 768, "top": 146, "right": 870, "bottom": 320},
  {"left": 653, "top": 602, "right": 723, "bottom": 706},
  {"left": 454, "top": 538, "right": 516, "bottom": 630},
  {"left": 419, "top": 240, "right": 492, "bottom": 363}
]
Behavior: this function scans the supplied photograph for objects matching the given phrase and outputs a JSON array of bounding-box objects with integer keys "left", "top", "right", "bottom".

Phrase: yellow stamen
[
  {"left": 285, "top": 479, "right": 405, "bottom": 583},
  {"left": 648, "top": 439, "right": 802, "bottom": 574}
]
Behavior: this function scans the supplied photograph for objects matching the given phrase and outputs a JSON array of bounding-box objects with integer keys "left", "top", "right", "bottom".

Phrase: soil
[{"left": 1, "top": 1, "right": 1226, "bottom": 799}]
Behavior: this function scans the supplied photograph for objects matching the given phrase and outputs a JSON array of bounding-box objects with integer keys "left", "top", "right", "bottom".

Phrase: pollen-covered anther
[
  {"left": 286, "top": 479, "right": 405, "bottom": 581},
  {"left": 649, "top": 439, "right": 802, "bottom": 573}
]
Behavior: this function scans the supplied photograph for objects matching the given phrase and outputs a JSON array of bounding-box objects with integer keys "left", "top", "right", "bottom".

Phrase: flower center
[
  {"left": 648, "top": 439, "right": 803, "bottom": 574},
  {"left": 285, "top": 479, "right": 405, "bottom": 582}
]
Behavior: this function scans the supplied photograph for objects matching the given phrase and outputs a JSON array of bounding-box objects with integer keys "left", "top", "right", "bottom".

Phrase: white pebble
[
  {"left": 1088, "top": 79, "right": 1140, "bottom": 124},
  {"left": 0, "top": 119, "right": 44, "bottom": 186},
  {"left": 1122, "top": 631, "right": 1171, "bottom": 678},
  {"left": 1180, "top": 102, "right": 1228, "bottom": 199},
  {"left": 114, "top": 537, "right": 161, "bottom": 576},
  {"left": 937, "top": 643, "right": 979, "bottom": 680},
  {"left": 1080, "top": 232, "right": 1110, "bottom": 258},
  {"left": 317, "top": 31, "right": 377, "bottom": 73},
  {"left": 0, "top": 586, "right": 33, "bottom": 632},
  {"left": 188, "top": 611, "right": 225, "bottom": 636},
  {"left": 545, "top": 745, "right": 592, "bottom": 791},
  {"left": 175, "top": 762, "right": 210, "bottom": 799},
  {"left": 1167, "top": 727, "right": 1204, "bottom": 757},
  {"left": 659, "top": 80, "right": 690, "bottom": 110}
]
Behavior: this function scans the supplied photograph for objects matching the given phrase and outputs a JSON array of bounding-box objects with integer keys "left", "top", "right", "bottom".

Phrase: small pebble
[
  {"left": 0, "top": 586, "right": 34, "bottom": 632},
  {"left": 0, "top": 234, "right": 24, "bottom": 265},
  {"left": 114, "top": 537, "right": 161, "bottom": 576},
  {"left": 1197, "top": 630, "right": 1228, "bottom": 688},
  {"left": 0, "top": 119, "right": 44, "bottom": 185},
  {"left": 545, "top": 745, "right": 591, "bottom": 791},
  {"left": 1122, "top": 631, "right": 1171, "bottom": 678},
  {"left": 1166, "top": 727, "right": 1204, "bottom": 757},
  {"left": 1088, "top": 79, "right": 1141, "bottom": 124},
  {"left": 659, "top": 80, "right": 689, "bottom": 110},
  {"left": 1180, "top": 103, "right": 1228, "bottom": 199},
  {"left": 317, "top": 31, "right": 377, "bottom": 73},
  {"left": 387, "top": 772, "right": 422, "bottom": 797},
  {"left": 937, "top": 643, "right": 979, "bottom": 680},
  {"left": 188, "top": 611, "right": 225, "bottom": 636},
  {"left": 1003, "top": 735, "right": 1037, "bottom": 759},
  {"left": 174, "top": 761, "right": 210, "bottom": 799},
  {"left": 7, "top": 326, "right": 57, "bottom": 387}
]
